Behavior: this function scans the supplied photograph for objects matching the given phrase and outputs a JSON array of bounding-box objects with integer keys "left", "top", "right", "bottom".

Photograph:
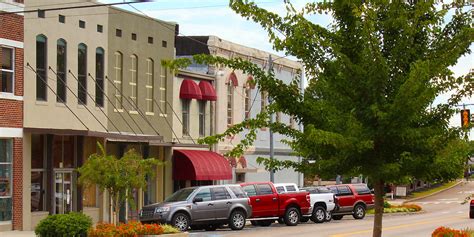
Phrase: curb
[
  {"left": 402, "top": 180, "right": 464, "bottom": 204},
  {"left": 366, "top": 210, "right": 425, "bottom": 217}
]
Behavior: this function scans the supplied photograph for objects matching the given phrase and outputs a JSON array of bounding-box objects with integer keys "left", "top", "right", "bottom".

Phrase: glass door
[{"left": 54, "top": 171, "right": 73, "bottom": 214}]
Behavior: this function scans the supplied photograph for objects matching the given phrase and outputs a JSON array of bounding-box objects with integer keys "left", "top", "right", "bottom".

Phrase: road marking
[{"left": 329, "top": 215, "right": 464, "bottom": 237}]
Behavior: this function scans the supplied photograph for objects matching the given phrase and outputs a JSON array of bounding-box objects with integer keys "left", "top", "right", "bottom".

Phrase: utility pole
[{"left": 268, "top": 55, "right": 275, "bottom": 183}]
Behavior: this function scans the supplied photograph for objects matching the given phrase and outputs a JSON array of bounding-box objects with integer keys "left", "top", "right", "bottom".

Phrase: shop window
[
  {"left": 77, "top": 43, "right": 87, "bottom": 105},
  {"left": 0, "top": 139, "right": 12, "bottom": 221},
  {"left": 36, "top": 35, "right": 48, "bottom": 101},
  {"left": 31, "top": 135, "right": 46, "bottom": 212},
  {"left": 53, "top": 136, "right": 74, "bottom": 169},
  {"left": 1, "top": 47, "right": 14, "bottom": 93},
  {"left": 95, "top": 47, "right": 105, "bottom": 107},
  {"left": 56, "top": 39, "right": 67, "bottom": 103}
]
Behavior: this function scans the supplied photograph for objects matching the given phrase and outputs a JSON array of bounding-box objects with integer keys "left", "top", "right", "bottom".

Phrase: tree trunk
[{"left": 372, "top": 179, "right": 384, "bottom": 237}]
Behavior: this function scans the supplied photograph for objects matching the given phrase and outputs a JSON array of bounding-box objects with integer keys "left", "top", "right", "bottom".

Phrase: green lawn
[{"left": 407, "top": 180, "right": 459, "bottom": 199}]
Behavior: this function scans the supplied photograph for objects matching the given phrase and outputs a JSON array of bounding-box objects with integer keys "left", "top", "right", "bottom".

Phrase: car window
[
  {"left": 194, "top": 188, "right": 212, "bottom": 202},
  {"left": 337, "top": 186, "right": 353, "bottom": 196},
  {"left": 165, "top": 187, "right": 197, "bottom": 202},
  {"left": 328, "top": 186, "right": 338, "bottom": 194},
  {"left": 353, "top": 185, "right": 371, "bottom": 195},
  {"left": 286, "top": 185, "right": 297, "bottom": 192},
  {"left": 229, "top": 186, "right": 247, "bottom": 198},
  {"left": 316, "top": 187, "right": 332, "bottom": 193},
  {"left": 276, "top": 186, "right": 285, "bottom": 194},
  {"left": 256, "top": 184, "right": 274, "bottom": 195},
  {"left": 242, "top": 185, "right": 257, "bottom": 197},
  {"left": 212, "top": 187, "right": 232, "bottom": 200}
]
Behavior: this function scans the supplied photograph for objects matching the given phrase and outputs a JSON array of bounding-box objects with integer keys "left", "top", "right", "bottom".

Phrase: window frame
[
  {"left": 77, "top": 43, "right": 88, "bottom": 105},
  {"left": 182, "top": 99, "right": 190, "bottom": 136},
  {"left": 113, "top": 51, "right": 123, "bottom": 111},
  {"left": 198, "top": 101, "right": 206, "bottom": 137},
  {"left": 1, "top": 46, "right": 15, "bottom": 94},
  {"left": 36, "top": 35, "right": 48, "bottom": 101},
  {"left": 145, "top": 58, "right": 154, "bottom": 114},
  {"left": 56, "top": 39, "right": 67, "bottom": 103},
  {"left": 226, "top": 81, "right": 234, "bottom": 126},
  {"left": 244, "top": 87, "right": 251, "bottom": 120},
  {"left": 95, "top": 47, "right": 105, "bottom": 107},
  {"left": 0, "top": 139, "right": 13, "bottom": 221},
  {"left": 129, "top": 54, "right": 138, "bottom": 110},
  {"left": 159, "top": 65, "right": 167, "bottom": 115}
]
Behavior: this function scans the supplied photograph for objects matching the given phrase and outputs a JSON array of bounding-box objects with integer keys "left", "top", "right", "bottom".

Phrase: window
[
  {"left": 162, "top": 40, "right": 167, "bottom": 48},
  {"left": 290, "top": 116, "right": 295, "bottom": 129},
  {"left": 148, "top": 37, "right": 153, "bottom": 44},
  {"left": 199, "top": 101, "right": 205, "bottom": 137},
  {"left": 58, "top": 14, "right": 65, "bottom": 23},
  {"left": 256, "top": 184, "right": 273, "bottom": 195},
  {"left": 56, "top": 39, "right": 67, "bottom": 103},
  {"left": 38, "top": 10, "right": 45, "bottom": 18},
  {"left": 95, "top": 48, "right": 105, "bottom": 107},
  {"left": 129, "top": 55, "right": 138, "bottom": 108},
  {"left": 194, "top": 188, "right": 211, "bottom": 202},
  {"left": 79, "top": 20, "right": 85, "bottom": 29},
  {"left": 116, "top": 29, "right": 122, "bottom": 37},
  {"left": 242, "top": 185, "right": 257, "bottom": 197},
  {"left": 1, "top": 47, "right": 14, "bottom": 93},
  {"left": 31, "top": 135, "right": 46, "bottom": 212},
  {"left": 114, "top": 52, "right": 123, "bottom": 110},
  {"left": 276, "top": 112, "right": 281, "bottom": 123},
  {"left": 212, "top": 187, "right": 231, "bottom": 200},
  {"left": 0, "top": 139, "right": 12, "bottom": 221},
  {"left": 145, "top": 58, "right": 154, "bottom": 113},
  {"left": 182, "top": 99, "right": 190, "bottom": 136},
  {"left": 97, "top": 24, "right": 103, "bottom": 33},
  {"left": 276, "top": 186, "right": 285, "bottom": 194},
  {"left": 77, "top": 43, "right": 87, "bottom": 105},
  {"left": 336, "top": 186, "right": 353, "bottom": 196},
  {"left": 353, "top": 185, "right": 371, "bottom": 195},
  {"left": 229, "top": 186, "right": 246, "bottom": 198},
  {"left": 159, "top": 65, "right": 167, "bottom": 114},
  {"left": 286, "top": 185, "right": 297, "bottom": 192},
  {"left": 36, "top": 35, "right": 47, "bottom": 101},
  {"left": 261, "top": 91, "right": 267, "bottom": 113},
  {"left": 227, "top": 81, "right": 234, "bottom": 126},
  {"left": 131, "top": 33, "right": 137, "bottom": 41},
  {"left": 244, "top": 87, "right": 251, "bottom": 120}
]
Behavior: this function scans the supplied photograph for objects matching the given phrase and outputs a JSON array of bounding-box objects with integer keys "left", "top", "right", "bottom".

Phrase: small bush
[
  {"left": 162, "top": 224, "right": 180, "bottom": 234},
  {"left": 89, "top": 221, "right": 168, "bottom": 237},
  {"left": 383, "top": 200, "right": 392, "bottom": 208},
  {"left": 35, "top": 212, "right": 92, "bottom": 237},
  {"left": 432, "top": 226, "right": 474, "bottom": 237}
]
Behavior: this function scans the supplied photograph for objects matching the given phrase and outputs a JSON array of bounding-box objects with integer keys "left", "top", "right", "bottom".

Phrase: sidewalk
[{"left": 0, "top": 231, "right": 35, "bottom": 237}]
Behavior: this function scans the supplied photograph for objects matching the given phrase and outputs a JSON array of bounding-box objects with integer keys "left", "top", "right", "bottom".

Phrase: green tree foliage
[
  {"left": 77, "top": 143, "right": 162, "bottom": 225},
  {"left": 167, "top": 1, "right": 473, "bottom": 236}
]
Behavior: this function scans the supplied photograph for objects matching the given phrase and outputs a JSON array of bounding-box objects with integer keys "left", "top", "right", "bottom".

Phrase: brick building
[{"left": 0, "top": 0, "right": 24, "bottom": 231}]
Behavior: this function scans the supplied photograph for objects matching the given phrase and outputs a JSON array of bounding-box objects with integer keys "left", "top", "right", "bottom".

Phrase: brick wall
[
  {"left": 0, "top": 100, "right": 23, "bottom": 127},
  {"left": 0, "top": 13, "right": 24, "bottom": 42},
  {"left": 12, "top": 138, "right": 23, "bottom": 230}
]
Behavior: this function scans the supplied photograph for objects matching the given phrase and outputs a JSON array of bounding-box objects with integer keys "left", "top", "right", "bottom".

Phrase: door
[
  {"left": 255, "top": 183, "right": 279, "bottom": 217},
  {"left": 242, "top": 184, "right": 260, "bottom": 217},
  {"left": 211, "top": 187, "right": 232, "bottom": 220},
  {"left": 54, "top": 171, "right": 73, "bottom": 214},
  {"left": 191, "top": 187, "right": 214, "bottom": 221},
  {"left": 336, "top": 185, "right": 355, "bottom": 212}
]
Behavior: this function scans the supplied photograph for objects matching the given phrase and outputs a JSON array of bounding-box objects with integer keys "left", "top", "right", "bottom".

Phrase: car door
[
  {"left": 336, "top": 185, "right": 355, "bottom": 212},
  {"left": 191, "top": 187, "right": 215, "bottom": 221},
  {"left": 255, "top": 183, "right": 279, "bottom": 217},
  {"left": 211, "top": 187, "right": 233, "bottom": 220},
  {"left": 242, "top": 184, "right": 260, "bottom": 217}
]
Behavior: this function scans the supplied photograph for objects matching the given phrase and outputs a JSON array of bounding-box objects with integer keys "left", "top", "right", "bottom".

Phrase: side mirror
[{"left": 193, "top": 197, "right": 203, "bottom": 203}]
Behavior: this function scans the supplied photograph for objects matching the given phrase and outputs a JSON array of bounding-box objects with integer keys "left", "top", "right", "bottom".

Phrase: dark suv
[
  {"left": 327, "top": 184, "right": 374, "bottom": 220},
  {"left": 139, "top": 184, "right": 252, "bottom": 231}
]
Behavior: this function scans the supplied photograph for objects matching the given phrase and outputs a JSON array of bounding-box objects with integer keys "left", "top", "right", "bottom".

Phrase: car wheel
[
  {"left": 171, "top": 213, "right": 190, "bottom": 232},
  {"left": 300, "top": 216, "right": 310, "bottom": 223},
  {"left": 284, "top": 207, "right": 300, "bottom": 226},
  {"left": 229, "top": 210, "right": 246, "bottom": 230},
  {"left": 205, "top": 224, "right": 217, "bottom": 231},
  {"left": 352, "top": 204, "right": 366, "bottom": 219},
  {"left": 258, "top": 220, "right": 273, "bottom": 226},
  {"left": 277, "top": 217, "right": 285, "bottom": 224},
  {"left": 332, "top": 215, "right": 343, "bottom": 220},
  {"left": 325, "top": 211, "right": 332, "bottom": 222},
  {"left": 310, "top": 206, "right": 326, "bottom": 223}
]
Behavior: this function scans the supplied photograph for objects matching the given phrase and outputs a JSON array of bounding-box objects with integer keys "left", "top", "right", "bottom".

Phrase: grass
[{"left": 407, "top": 180, "right": 459, "bottom": 199}]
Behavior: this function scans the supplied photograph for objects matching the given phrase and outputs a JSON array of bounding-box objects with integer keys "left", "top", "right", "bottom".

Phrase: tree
[
  {"left": 77, "top": 144, "right": 162, "bottom": 225},
  {"left": 168, "top": 1, "right": 472, "bottom": 236}
]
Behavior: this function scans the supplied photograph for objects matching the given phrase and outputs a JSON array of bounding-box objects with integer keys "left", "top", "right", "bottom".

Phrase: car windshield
[{"left": 164, "top": 187, "right": 197, "bottom": 202}]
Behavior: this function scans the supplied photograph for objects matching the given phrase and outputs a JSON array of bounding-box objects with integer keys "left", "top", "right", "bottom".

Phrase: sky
[{"left": 103, "top": 0, "right": 473, "bottom": 136}]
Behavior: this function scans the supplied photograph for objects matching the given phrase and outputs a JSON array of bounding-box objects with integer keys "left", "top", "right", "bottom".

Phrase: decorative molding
[
  {"left": 0, "top": 93, "right": 23, "bottom": 101},
  {"left": 0, "top": 127, "right": 23, "bottom": 138},
  {"left": 0, "top": 38, "right": 24, "bottom": 49}
]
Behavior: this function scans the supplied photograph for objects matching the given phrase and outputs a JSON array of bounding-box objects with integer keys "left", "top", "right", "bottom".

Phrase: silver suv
[{"left": 139, "top": 184, "right": 252, "bottom": 231}]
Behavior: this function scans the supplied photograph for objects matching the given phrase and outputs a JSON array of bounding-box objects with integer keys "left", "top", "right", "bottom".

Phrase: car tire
[
  {"left": 205, "top": 225, "right": 217, "bottom": 231},
  {"left": 310, "top": 206, "right": 326, "bottom": 223},
  {"left": 258, "top": 220, "right": 273, "bottom": 226},
  {"left": 352, "top": 204, "right": 366, "bottom": 219},
  {"left": 284, "top": 207, "right": 300, "bottom": 226},
  {"left": 300, "top": 216, "right": 310, "bottom": 223},
  {"left": 277, "top": 217, "right": 285, "bottom": 224},
  {"left": 332, "top": 215, "right": 343, "bottom": 220},
  {"left": 325, "top": 211, "right": 332, "bottom": 222},
  {"left": 229, "top": 210, "right": 246, "bottom": 230},
  {"left": 171, "top": 213, "right": 190, "bottom": 232}
]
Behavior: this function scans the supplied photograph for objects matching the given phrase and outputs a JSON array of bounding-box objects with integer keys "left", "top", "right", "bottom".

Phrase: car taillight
[{"left": 306, "top": 194, "right": 311, "bottom": 204}]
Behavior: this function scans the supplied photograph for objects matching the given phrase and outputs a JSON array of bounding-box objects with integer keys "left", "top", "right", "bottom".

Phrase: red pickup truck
[
  {"left": 240, "top": 182, "right": 311, "bottom": 226},
  {"left": 327, "top": 183, "right": 374, "bottom": 220}
]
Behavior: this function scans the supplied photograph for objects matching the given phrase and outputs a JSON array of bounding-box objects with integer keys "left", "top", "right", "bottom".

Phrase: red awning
[
  {"left": 173, "top": 150, "right": 232, "bottom": 180},
  {"left": 180, "top": 79, "right": 202, "bottom": 100},
  {"left": 198, "top": 81, "right": 217, "bottom": 101},
  {"left": 228, "top": 72, "right": 238, "bottom": 87}
]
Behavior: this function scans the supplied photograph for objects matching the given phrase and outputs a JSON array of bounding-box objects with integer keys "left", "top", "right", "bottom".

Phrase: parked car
[
  {"left": 470, "top": 199, "right": 474, "bottom": 219},
  {"left": 240, "top": 182, "right": 311, "bottom": 227},
  {"left": 275, "top": 183, "right": 336, "bottom": 223},
  {"left": 139, "top": 184, "right": 252, "bottom": 232},
  {"left": 327, "top": 183, "right": 374, "bottom": 220}
]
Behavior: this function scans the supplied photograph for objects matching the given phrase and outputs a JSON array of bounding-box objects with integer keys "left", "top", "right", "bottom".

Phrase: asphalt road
[{"left": 189, "top": 181, "right": 474, "bottom": 237}]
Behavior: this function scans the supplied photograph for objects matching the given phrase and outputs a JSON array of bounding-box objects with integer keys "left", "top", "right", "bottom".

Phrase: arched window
[
  {"left": 77, "top": 43, "right": 87, "bottom": 105},
  {"left": 145, "top": 58, "right": 154, "bottom": 113},
  {"left": 56, "top": 39, "right": 67, "bottom": 103},
  {"left": 244, "top": 76, "right": 254, "bottom": 120},
  {"left": 159, "top": 65, "right": 167, "bottom": 114},
  {"left": 114, "top": 51, "right": 123, "bottom": 110},
  {"left": 227, "top": 79, "right": 234, "bottom": 126},
  {"left": 129, "top": 54, "right": 138, "bottom": 108},
  {"left": 36, "top": 34, "right": 48, "bottom": 101},
  {"left": 95, "top": 47, "right": 105, "bottom": 107}
]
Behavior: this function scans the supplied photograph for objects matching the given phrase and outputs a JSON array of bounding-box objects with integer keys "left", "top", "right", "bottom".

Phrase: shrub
[
  {"left": 35, "top": 212, "right": 92, "bottom": 237},
  {"left": 162, "top": 224, "right": 180, "bottom": 234},
  {"left": 383, "top": 200, "right": 392, "bottom": 208},
  {"left": 432, "top": 226, "right": 473, "bottom": 237},
  {"left": 89, "top": 221, "right": 167, "bottom": 237},
  {"left": 403, "top": 204, "right": 422, "bottom": 212}
]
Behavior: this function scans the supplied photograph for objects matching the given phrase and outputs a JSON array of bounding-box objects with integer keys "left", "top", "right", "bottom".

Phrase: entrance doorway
[{"left": 54, "top": 170, "right": 73, "bottom": 214}]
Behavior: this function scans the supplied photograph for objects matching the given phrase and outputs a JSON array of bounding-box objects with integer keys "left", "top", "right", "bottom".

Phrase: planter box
[{"left": 140, "top": 232, "right": 189, "bottom": 237}]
